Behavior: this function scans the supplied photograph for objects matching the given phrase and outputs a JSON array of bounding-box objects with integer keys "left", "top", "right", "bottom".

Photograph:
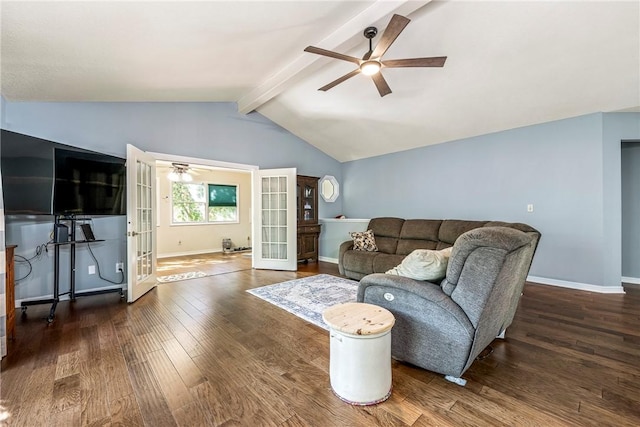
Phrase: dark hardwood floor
[{"left": 2, "top": 253, "right": 640, "bottom": 426}]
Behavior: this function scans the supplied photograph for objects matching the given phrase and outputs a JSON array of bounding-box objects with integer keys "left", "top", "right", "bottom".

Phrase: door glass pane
[
  {"left": 136, "top": 159, "right": 154, "bottom": 280},
  {"left": 260, "top": 175, "right": 287, "bottom": 260}
]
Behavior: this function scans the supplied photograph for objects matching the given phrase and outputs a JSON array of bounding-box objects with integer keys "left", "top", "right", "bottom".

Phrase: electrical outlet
[
  {"left": 116, "top": 262, "right": 124, "bottom": 272},
  {"left": 88, "top": 265, "right": 96, "bottom": 275}
]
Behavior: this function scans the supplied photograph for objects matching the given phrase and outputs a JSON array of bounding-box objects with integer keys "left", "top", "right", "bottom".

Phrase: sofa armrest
[
  {"left": 358, "top": 273, "right": 474, "bottom": 339},
  {"left": 357, "top": 273, "right": 475, "bottom": 377},
  {"left": 338, "top": 240, "right": 354, "bottom": 275}
]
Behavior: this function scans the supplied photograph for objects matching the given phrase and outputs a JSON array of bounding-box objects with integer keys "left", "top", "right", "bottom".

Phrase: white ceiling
[{"left": 2, "top": 1, "right": 639, "bottom": 162}]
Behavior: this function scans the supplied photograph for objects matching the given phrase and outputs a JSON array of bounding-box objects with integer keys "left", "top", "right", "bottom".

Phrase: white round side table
[{"left": 322, "top": 302, "right": 395, "bottom": 405}]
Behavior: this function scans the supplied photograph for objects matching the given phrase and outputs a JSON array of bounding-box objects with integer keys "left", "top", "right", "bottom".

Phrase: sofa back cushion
[
  {"left": 396, "top": 219, "right": 443, "bottom": 255},
  {"left": 438, "top": 220, "right": 489, "bottom": 246},
  {"left": 368, "top": 217, "right": 405, "bottom": 254}
]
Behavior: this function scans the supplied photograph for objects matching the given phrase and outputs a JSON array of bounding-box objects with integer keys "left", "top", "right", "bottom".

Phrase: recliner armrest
[
  {"left": 357, "top": 273, "right": 474, "bottom": 340},
  {"left": 358, "top": 273, "right": 445, "bottom": 302}
]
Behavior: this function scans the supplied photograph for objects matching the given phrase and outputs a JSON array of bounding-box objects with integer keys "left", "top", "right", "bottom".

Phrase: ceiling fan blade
[
  {"left": 371, "top": 14, "right": 410, "bottom": 59},
  {"left": 304, "top": 46, "right": 361, "bottom": 65},
  {"left": 371, "top": 72, "right": 392, "bottom": 97},
  {"left": 383, "top": 57, "right": 447, "bottom": 68},
  {"left": 319, "top": 69, "right": 361, "bottom": 92}
]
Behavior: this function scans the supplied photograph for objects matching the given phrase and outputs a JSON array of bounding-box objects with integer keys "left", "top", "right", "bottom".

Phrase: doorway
[
  {"left": 621, "top": 140, "right": 640, "bottom": 284},
  {"left": 150, "top": 152, "right": 256, "bottom": 280}
]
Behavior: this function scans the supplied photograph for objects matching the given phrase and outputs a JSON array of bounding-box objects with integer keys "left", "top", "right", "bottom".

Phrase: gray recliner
[{"left": 357, "top": 226, "right": 539, "bottom": 385}]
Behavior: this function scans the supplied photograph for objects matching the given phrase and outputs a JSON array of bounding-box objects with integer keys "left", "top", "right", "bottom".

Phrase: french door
[
  {"left": 126, "top": 144, "right": 157, "bottom": 302},
  {"left": 252, "top": 168, "right": 297, "bottom": 271}
]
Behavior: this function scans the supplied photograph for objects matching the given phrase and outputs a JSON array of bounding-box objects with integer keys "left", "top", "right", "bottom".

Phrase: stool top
[{"left": 322, "top": 302, "right": 395, "bottom": 336}]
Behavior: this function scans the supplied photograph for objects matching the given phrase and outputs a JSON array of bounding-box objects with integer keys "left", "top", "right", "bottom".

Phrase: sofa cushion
[
  {"left": 350, "top": 229, "right": 378, "bottom": 252},
  {"left": 372, "top": 254, "right": 405, "bottom": 274},
  {"left": 397, "top": 219, "right": 442, "bottom": 255},
  {"left": 386, "top": 247, "right": 453, "bottom": 281},
  {"left": 368, "top": 217, "right": 404, "bottom": 254},
  {"left": 342, "top": 250, "right": 378, "bottom": 275},
  {"left": 438, "top": 220, "right": 489, "bottom": 245}
]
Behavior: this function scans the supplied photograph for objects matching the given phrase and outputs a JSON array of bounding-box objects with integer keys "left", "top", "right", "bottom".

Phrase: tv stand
[{"left": 20, "top": 215, "right": 124, "bottom": 323}]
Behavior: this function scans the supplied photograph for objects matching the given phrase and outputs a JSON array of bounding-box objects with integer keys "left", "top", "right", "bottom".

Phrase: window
[
  {"left": 172, "top": 183, "right": 206, "bottom": 223},
  {"left": 208, "top": 184, "right": 238, "bottom": 222},
  {"left": 172, "top": 182, "right": 238, "bottom": 224}
]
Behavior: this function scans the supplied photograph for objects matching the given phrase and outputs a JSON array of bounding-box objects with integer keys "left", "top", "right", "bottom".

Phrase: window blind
[{"left": 208, "top": 184, "right": 237, "bottom": 207}]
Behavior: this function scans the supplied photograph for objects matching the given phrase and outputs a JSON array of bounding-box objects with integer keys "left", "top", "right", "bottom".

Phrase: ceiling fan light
[
  {"left": 181, "top": 172, "right": 193, "bottom": 182},
  {"left": 360, "top": 60, "right": 381, "bottom": 76},
  {"left": 168, "top": 171, "right": 181, "bottom": 181}
]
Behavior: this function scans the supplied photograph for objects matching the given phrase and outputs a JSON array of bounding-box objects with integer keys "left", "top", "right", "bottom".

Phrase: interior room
[{"left": 0, "top": 1, "right": 639, "bottom": 426}]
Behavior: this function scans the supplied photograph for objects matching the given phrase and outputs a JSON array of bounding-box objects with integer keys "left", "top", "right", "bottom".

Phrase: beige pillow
[
  {"left": 386, "top": 247, "right": 453, "bottom": 281},
  {"left": 350, "top": 230, "right": 378, "bottom": 252}
]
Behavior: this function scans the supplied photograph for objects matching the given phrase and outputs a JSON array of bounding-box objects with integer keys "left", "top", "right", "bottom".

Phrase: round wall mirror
[{"left": 320, "top": 175, "right": 340, "bottom": 202}]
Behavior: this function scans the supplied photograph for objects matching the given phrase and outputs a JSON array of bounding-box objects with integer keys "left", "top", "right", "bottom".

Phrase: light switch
[{"left": 527, "top": 204, "right": 534, "bottom": 213}]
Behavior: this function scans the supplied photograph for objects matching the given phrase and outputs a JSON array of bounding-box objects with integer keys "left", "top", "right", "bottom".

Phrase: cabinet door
[
  {"left": 302, "top": 183, "right": 315, "bottom": 222},
  {"left": 300, "top": 233, "right": 317, "bottom": 258},
  {"left": 297, "top": 175, "right": 319, "bottom": 225}
]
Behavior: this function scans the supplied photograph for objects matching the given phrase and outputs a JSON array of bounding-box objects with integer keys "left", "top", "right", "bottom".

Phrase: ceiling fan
[
  {"left": 304, "top": 14, "right": 447, "bottom": 97},
  {"left": 168, "top": 162, "right": 199, "bottom": 182}
]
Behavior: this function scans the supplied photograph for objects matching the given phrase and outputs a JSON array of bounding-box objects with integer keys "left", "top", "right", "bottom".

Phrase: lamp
[
  {"left": 360, "top": 60, "right": 381, "bottom": 76},
  {"left": 168, "top": 163, "right": 192, "bottom": 182}
]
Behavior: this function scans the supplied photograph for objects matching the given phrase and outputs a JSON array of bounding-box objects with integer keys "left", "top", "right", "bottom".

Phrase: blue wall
[
  {"left": 2, "top": 97, "right": 639, "bottom": 294},
  {"left": 342, "top": 113, "right": 640, "bottom": 289},
  {"left": 1, "top": 102, "right": 343, "bottom": 198},
  {"left": 1, "top": 100, "right": 343, "bottom": 300}
]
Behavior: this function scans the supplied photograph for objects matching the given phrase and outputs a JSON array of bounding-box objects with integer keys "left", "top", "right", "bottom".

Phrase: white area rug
[
  {"left": 157, "top": 271, "right": 209, "bottom": 283},
  {"left": 247, "top": 274, "right": 359, "bottom": 330}
]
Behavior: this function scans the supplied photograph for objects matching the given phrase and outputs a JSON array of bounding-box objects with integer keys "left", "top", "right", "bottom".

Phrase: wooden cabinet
[
  {"left": 5, "top": 245, "right": 17, "bottom": 343},
  {"left": 297, "top": 176, "right": 321, "bottom": 262}
]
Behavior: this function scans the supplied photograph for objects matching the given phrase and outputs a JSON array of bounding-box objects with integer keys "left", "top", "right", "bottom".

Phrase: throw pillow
[
  {"left": 350, "top": 230, "right": 378, "bottom": 252},
  {"left": 385, "top": 247, "right": 453, "bottom": 281}
]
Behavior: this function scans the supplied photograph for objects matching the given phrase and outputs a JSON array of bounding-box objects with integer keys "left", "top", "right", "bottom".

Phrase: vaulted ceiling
[{"left": 2, "top": 1, "right": 638, "bottom": 162}]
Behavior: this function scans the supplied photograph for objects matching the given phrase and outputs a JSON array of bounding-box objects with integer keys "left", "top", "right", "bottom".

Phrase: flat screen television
[
  {"left": 1, "top": 130, "right": 127, "bottom": 216},
  {"left": 53, "top": 148, "right": 126, "bottom": 216},
  {"left": 0, "top": 130, "right": 55, "bottom": 214}
]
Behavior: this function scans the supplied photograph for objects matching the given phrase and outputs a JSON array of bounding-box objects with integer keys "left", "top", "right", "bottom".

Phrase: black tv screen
[{"left": 53, "top": 148, "right": 126, "bottom": 215}]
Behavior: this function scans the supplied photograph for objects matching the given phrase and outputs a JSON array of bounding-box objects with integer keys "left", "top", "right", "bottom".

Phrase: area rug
[
  {"left": 157, "top": 271, "right": 210, "bottom": 283},
  {"left": 247, "top": 274, "right": 359, "bottom": 330}
]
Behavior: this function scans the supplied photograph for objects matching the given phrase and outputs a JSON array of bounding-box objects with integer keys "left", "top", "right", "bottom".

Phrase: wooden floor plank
[
  {"left": 11, "top": 364, "right": 56, "bottom": 427},
  {"left": 172, "top": 400, "right": 212, "bottom": 427},
  {"left": 160, "top": 338, "right": 206, "bottom": 388},
  {"left": 127, "top": 359, "right": 178, "bottom": 426},
  {"left": 109, "top": 393, "right": 145, "bottom": 427},
  {"left": 51, "top": 372, "right": 81, "bottom": 413},
  {"left": 78, "top": 359, "right": 110, "bottom": 425},
  {"left": 146, "top": 348, "right": 194, "bottom": 410}
]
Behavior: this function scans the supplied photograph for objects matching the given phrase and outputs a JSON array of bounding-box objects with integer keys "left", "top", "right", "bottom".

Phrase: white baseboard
[
  {"left": 622, "top": 276, "right": 640, "bottom": 285},
  {"left": 317, "top": 260, "right": 625, "bottom": 293},
  {"left": 16, "top": 283, "right": 126, "bottom": 308},
  {"left": 527, "top": 275, "right": 625, "bottom": 294},
  {"left": 158, "top": 248, "right": 221, "bottom": 259}
]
